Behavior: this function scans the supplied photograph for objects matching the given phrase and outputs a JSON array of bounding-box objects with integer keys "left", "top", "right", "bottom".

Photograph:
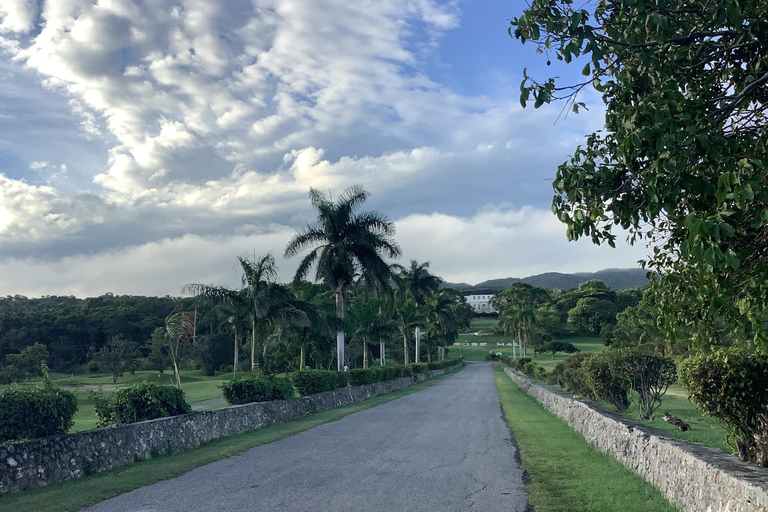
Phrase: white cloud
[
  {"left": 0, "top": 0, "right": 37, "bottom": 34},
  {"left": 396, "top": 205, "right": 651, "bottom": 285}
]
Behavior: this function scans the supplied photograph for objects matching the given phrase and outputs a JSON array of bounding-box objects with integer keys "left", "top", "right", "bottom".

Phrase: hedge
[
  {"left": 221, "top": 375, "right": 294, "bottom": 405},
  {"left": 293, "top": 359, "right": 461, "bottom": 396},
  {"left": 0, "top": 384, "right": 77, "bottom": 442}
]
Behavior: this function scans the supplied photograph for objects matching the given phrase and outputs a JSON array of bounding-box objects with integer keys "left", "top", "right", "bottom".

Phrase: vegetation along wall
[
  {"left": 503, "top": 366, "right": 768, "bottom": 512},
  {"left": 0, "top": 367, "right": 454, "bottom": 494}
]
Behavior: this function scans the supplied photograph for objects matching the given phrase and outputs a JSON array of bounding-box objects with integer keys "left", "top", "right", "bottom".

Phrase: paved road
[{"left": 84, "top": 363, "right": 528, "bottom": 512}]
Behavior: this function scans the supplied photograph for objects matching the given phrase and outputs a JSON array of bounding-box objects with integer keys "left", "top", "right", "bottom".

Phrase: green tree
[
  {"left": 2, "top": 342, "right": 49, "bottom": 382},
  {"left": 187, "top": 253, "right": 307, "bottom": 372},
  {"left": 284, "top": 186, "right": 401, "bottom": 371},
  {"left": 543, "top": 340, "right": 579, "bottom": 359},
  {"left": 512, "top": 0, "right": 768, "bottom": 348},
  {"left": 95, "top": 335, "right": 139, "bottom": 384},
  {"left": 394, "top": 260, "right": 442, "bottom": 363},
  {"left": 568, "top": 297, "right": 618, "bottom": 334}
]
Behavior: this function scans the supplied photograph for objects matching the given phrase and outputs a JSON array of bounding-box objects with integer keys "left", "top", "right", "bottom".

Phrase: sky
[{"left": 0, "top": 0, "right": 651, "bottom": 297}]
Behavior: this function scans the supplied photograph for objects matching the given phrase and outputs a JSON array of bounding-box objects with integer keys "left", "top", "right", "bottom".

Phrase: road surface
[{"left": 84, "top": 363, "right": 529, "bottom": 511}]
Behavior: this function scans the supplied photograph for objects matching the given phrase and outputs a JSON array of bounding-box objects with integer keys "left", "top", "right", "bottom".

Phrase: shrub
[
  {"left": 222, "top": 375, "right": 294, "bottom": 405},
  {"left": 547, "top": 363, "right": 566, "bottom": 387},
  {"left": 680, "top": 348, "right": 768, "bottom": 465},
  {"left": 522, "top": 361, "right": 538, "bottom": 377},
  {"left": 348, "top": 368, "right": 375, "bottom": 386},
  {"left": 397, "top": 366, "right": 413, "bottom": 378},
  {"left": 514, "top": 357, "right": 532, "bottom": 372},
  {"left": 109, "top": 383, "right": 191, "bottom": 424},
  {"left": 612, "top": 349, "right": 676, "bottom": 420},
  {"left": 293, "top": 370, "right": 339, "bottom": 396},
  {"left": 0, "top": 384, "right": 77, "bottom": 442},
  {"left": 561, "top": 353, "right": 596, "bottom": 399},
  {"left": 582, "top": 352, "right": 630, "bottom": 412},
  {"left": 484, "top": 353, "right": 500, "bottom": 361},
  {"left": 410, "top": 363, "right": 429, "bottom": 374}
]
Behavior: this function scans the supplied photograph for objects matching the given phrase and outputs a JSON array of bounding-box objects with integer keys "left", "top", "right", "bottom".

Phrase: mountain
[{"left": 442, "top": 268, "right": 650, "bottom": 291}]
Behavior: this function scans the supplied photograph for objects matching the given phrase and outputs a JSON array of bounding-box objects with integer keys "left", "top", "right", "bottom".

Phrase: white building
[{"left": 464, "top": 291, "right": 497, "bottom": 313}]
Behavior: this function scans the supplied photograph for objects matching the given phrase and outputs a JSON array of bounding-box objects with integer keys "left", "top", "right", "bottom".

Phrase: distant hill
[{"left": 442, "top": 268, "right": 650, "bottom": 291}]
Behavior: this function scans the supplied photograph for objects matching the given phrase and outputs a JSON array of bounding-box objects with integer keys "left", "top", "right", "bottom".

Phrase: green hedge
[
  {"left": 292, "top": 359, "right": 461, "bottom": 396},
  {"left": 0, "top": 384, "right": 77, "bottom": 442},
  {"left": 292, "top": 370, "right": 340, "bottom": 396},
  {"left": 111, "top": 383, "right": 191, "bottom": 425},
  {"left": 222, "top": 375, "right": 294, "bottom": 405}
]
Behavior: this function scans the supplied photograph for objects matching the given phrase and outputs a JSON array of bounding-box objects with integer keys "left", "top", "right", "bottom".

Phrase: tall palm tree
[
  {"left": 284, "top": 186, "right": 401, "bottom": 371},
  {"left": 186, "top": 253, "right": 307, "bottom": 372},
  {"left": 395, "top": 260, "right": 441, "bottom": 363}
]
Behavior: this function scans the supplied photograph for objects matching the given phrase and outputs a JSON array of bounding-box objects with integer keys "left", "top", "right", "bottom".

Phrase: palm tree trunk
[
  {"left": 380, "top": 339, "right": 385, "bottom": 366},
  {"left": 403, "top": 333, "right": 409, "bottom": 364},
  {"left": 251, "top": 317, "right": 257, "bottom": 372},
  {"left": 300, "top": 345, "right": 306, "bottom": 370},
  {"left": 363, "top": 342, "right": 368, "bottom": 369},
  {"left": 336, "top": 289, "right": 345, "bottom": 372},
  {"left": 414, "top": 326, "right": 421, "bottom": 363}
]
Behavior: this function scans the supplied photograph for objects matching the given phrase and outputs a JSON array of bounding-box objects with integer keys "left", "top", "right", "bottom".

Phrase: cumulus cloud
[
  {"left": 0, "top": 203, "right": 650, "bottom": 297},
  {"left": 0, "top": 1, "right": 625, "bottom": 297},
  {"left": 396, "top": 205, "right": 651, "bottom": 285}
]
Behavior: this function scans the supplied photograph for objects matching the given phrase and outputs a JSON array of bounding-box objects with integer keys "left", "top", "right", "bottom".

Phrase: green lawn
[
  {"left": 44, "top": 370, "right": 235, "bottom": 433},
  {"left": 494, "top": 364, "right": 678, "bottom": 512},
  {"left": 1, "top": 366, "right": 464, "bottom": 512}
]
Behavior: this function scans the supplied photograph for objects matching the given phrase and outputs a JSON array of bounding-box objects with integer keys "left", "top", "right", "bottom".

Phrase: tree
[
  {"left": 568, "top": 297, "right": 618, "bottom": 334},
  {"left": 285, "top": 186, "right": 401, "bottom": 371},
  {"left": 543, "top": 340, "right": 579, "bottom": 359},
  {"left": 186, "top": 253, "right": 307, "bottom": 372},
  {"left": 2, "top": 343, "right": 49, "bottom": 382},
  {"left": 394, "top": 260, "right": 442, "bottom": 363},
  {"left": 163, "top": 311, "right": 194, "bottom": 389},
  {"left": 512, "top": 0, "right": 768, "bottom": 348},
  {"left": 96, "top": 335, "right": 138, "bottom": 384}
]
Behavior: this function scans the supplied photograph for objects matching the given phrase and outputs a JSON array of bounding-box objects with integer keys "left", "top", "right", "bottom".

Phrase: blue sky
[{"left": 0, "top": 0, "right": 649, "bottom": 297}]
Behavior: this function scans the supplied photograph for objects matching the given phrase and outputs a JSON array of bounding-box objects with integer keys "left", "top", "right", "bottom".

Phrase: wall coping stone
[
  {"left": 0, "top": 364, "right": 460, "bottom": 494},
  {"left": 502, "top": 365, "right": 768, "bottom": 512}
]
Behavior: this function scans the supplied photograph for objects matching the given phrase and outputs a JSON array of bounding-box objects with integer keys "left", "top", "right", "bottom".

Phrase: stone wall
[
  {"left": 502, "top": 366, "right": 768, "bottom": 512},
  {"left": 0, "top": 367, "right": 456, "bottom": 494}
]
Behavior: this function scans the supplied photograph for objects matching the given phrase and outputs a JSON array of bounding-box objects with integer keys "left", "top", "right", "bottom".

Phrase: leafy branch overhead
[{"left": 512, "top": 0, "right": 768, "bottom": 347}]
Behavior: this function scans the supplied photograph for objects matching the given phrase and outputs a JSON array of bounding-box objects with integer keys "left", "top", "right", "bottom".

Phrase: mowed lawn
[
  {"left": 459, "top": 318, "right": 731, "bottom": 455},
  {"left": 494, "top": 364, "right": 677, "bottom": 512},
  {"left": 47, "top": 370, "right": 235, "bottom": 433}
]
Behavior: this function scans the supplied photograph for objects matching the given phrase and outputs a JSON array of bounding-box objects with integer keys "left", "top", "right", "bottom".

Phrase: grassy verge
[
  {"left": 0, "top": 366, "right": 463, "bottom": 512},
  {"left": 493, "top": 364, "right": 678, "bottom": 512}
]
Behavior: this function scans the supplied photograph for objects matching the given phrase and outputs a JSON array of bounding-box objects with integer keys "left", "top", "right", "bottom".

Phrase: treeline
[
  {"left": 0, "top": 277, "right": 472, "bottom": 384},
  {"left": 490, "top": 280, "right": 645, "bottom": 355}
]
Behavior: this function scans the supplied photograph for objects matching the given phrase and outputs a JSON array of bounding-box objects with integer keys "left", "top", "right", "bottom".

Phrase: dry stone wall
[
  {"left": 503, "top": 366, "right": 768, "bottom": 512},
  {"left": 0, "top": 367, "right": 454, "bottom": 494}
]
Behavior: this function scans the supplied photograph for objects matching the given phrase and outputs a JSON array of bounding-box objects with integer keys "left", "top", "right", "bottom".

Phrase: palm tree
[
  {"left": 186, "top": 253, "right": 308, "bottom": 372},
  {"left": 284, "top": 186, "right": 401, "bottom": 371},
  {"left": 395, "top": 260, "right": 441, "bottom": 363}
]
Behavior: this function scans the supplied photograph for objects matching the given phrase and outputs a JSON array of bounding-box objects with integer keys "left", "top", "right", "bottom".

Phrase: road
[{"left": 84, "top": 363, "right": 529, "bottom": 512}]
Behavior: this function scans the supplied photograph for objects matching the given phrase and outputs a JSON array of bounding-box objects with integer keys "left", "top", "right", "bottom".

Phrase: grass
[
  {"left": 616, "top": 385, "right": 729, "bottom": 453},
  {"left": 1, "top": 365, "right": 464, "bottom": 512},
  {"left": 493, "top": 364, "right": 678, "bottom": 512},
  {"left": 39, "top": 371, "right": 247, "bottom": 433}
]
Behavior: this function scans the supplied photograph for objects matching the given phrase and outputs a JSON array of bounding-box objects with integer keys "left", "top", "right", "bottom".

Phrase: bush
[
  {"left": 485, "top": 353, "right": 500, "bottom": 361},
  {"left": 680, "top": 348, "right": 768, "bottom": 465},
  {"left": 410, "top": 363, "right": 429, "bottom": 374},
  {"left": 336, "top": 371, "right": 349, "bottom": 388},
  {"left": 293, "top": 370, "right": 339, "bottom": 396},
  {"left": 0, "top": 384, "right": 77, "bottom": 442},
  {"left": 612, "top": 349, "right": 676, "bottom": 420},
  {"left": 348, "top": 368, "right": 376, "bottom": 386},
  {"left": 397, "top": 366, "right": 413, "bottom": 378},
  {"left": 515, "top": 357, "right": 532, "bottom": 372},
  {"left": 561, "top": 353, "right": 596, "bottom": 399},
  {"left": 522, "top": 361, "right": 538, "bottom": 377},
  {"left": 109, "top": 383, "right": 191, "bottom": 424},
  {"left": 582, "top": 352, "right": 630, "bottom": 412},
  {"left": 222, "top": 375, "right": 294, "bottom": 405},
  {"left": 547, "top": 363, "right": 566, "bottom": 387}
]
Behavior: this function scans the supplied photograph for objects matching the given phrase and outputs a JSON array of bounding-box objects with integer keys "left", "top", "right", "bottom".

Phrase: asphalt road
[{"left": 84, "top": 363, "right": 529, "bottom": 512}]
